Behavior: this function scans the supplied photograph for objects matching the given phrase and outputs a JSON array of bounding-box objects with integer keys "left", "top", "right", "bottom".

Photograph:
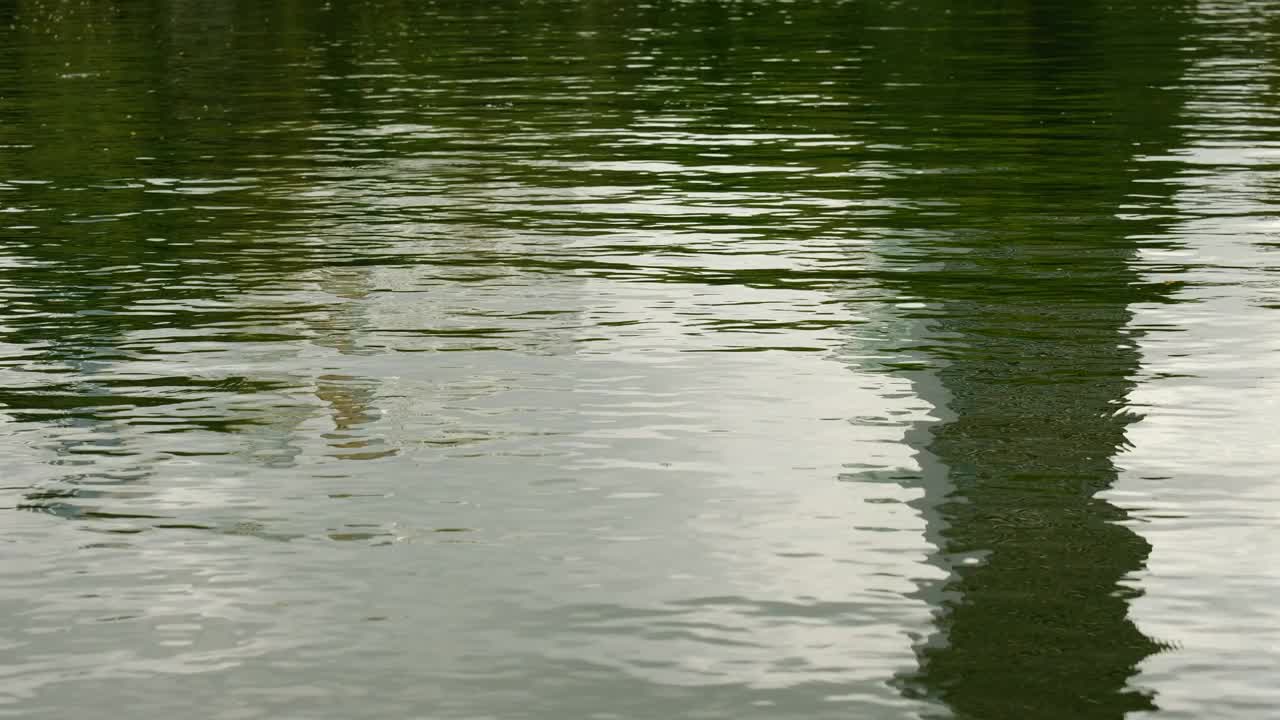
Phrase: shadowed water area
[{"left": 2, "top": 0, "right": 1279, "bottom": 718}]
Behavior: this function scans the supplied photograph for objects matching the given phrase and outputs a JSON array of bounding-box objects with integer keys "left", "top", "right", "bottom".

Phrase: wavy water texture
[{"left": 0, "top": 1, "right": 1277, "bottom": 719}]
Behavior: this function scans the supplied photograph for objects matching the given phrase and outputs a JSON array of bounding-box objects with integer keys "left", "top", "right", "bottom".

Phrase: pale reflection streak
[
  {"left": 555, "top": 280, "right": 937, "bottom": 690},
  {"left": 289, "top": 109, "right": 944, "bottom": 705},
  {"left": 443, "top": 129, "right": 942, "bottom": 707},
  {"left": 1118, "top": 2, "right": 1280, "bottom": 715}
]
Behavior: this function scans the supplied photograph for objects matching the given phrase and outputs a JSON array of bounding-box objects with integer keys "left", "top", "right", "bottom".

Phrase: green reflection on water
[{"left": 860, "top": 2, "right": 1192, "bottom": 718}]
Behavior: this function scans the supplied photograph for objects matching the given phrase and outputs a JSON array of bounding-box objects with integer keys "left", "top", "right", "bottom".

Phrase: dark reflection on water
[
  {"left": 863, "top": 2, "right": 1192, "bottom": 717},
  {"left": 1, "top": 0, "right": 1278, "bottom": 718}
]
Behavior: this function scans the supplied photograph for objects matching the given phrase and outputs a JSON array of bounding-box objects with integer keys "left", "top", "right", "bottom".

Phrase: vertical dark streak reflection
[{"left": 864, "top": 2, "right": 1194, "bottom": 718}]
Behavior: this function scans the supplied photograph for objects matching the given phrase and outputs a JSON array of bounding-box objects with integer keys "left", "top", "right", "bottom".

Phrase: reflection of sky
[
  {"left": 1, "top": 112, "right": 949, "bottom": 717},
  {"left": 528, "top": 271, "right": 941, "bottom": 698},
  {"left": 1115, "top": 5, "right": 1280, "bottom": 716},
  {"left": 291, "top": 145, "right": 944, "bottom": 705}
]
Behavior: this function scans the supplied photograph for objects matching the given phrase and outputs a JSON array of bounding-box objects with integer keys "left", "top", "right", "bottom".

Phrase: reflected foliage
[{"left": 864, "top": 1, "right": 1191, "bottom": 718}]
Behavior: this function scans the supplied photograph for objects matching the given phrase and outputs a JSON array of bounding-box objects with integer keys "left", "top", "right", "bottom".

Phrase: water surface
[{"left": 1, "top": 1, "right": 1278, "bottom": 718}]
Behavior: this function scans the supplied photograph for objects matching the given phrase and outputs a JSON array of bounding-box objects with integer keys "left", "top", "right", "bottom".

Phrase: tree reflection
[{"left": 860, "top": 1, "right": 1193, "bottom": 717}]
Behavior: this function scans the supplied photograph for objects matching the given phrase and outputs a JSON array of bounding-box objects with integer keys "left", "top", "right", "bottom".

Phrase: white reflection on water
[{"left": 1117, "top": 2, "right": 1280, "bottom": 716}]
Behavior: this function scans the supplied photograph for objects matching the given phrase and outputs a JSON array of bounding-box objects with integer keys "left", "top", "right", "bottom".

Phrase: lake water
[{"left": 1, "top": 1, "right": 1278, "bottom": 718}]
